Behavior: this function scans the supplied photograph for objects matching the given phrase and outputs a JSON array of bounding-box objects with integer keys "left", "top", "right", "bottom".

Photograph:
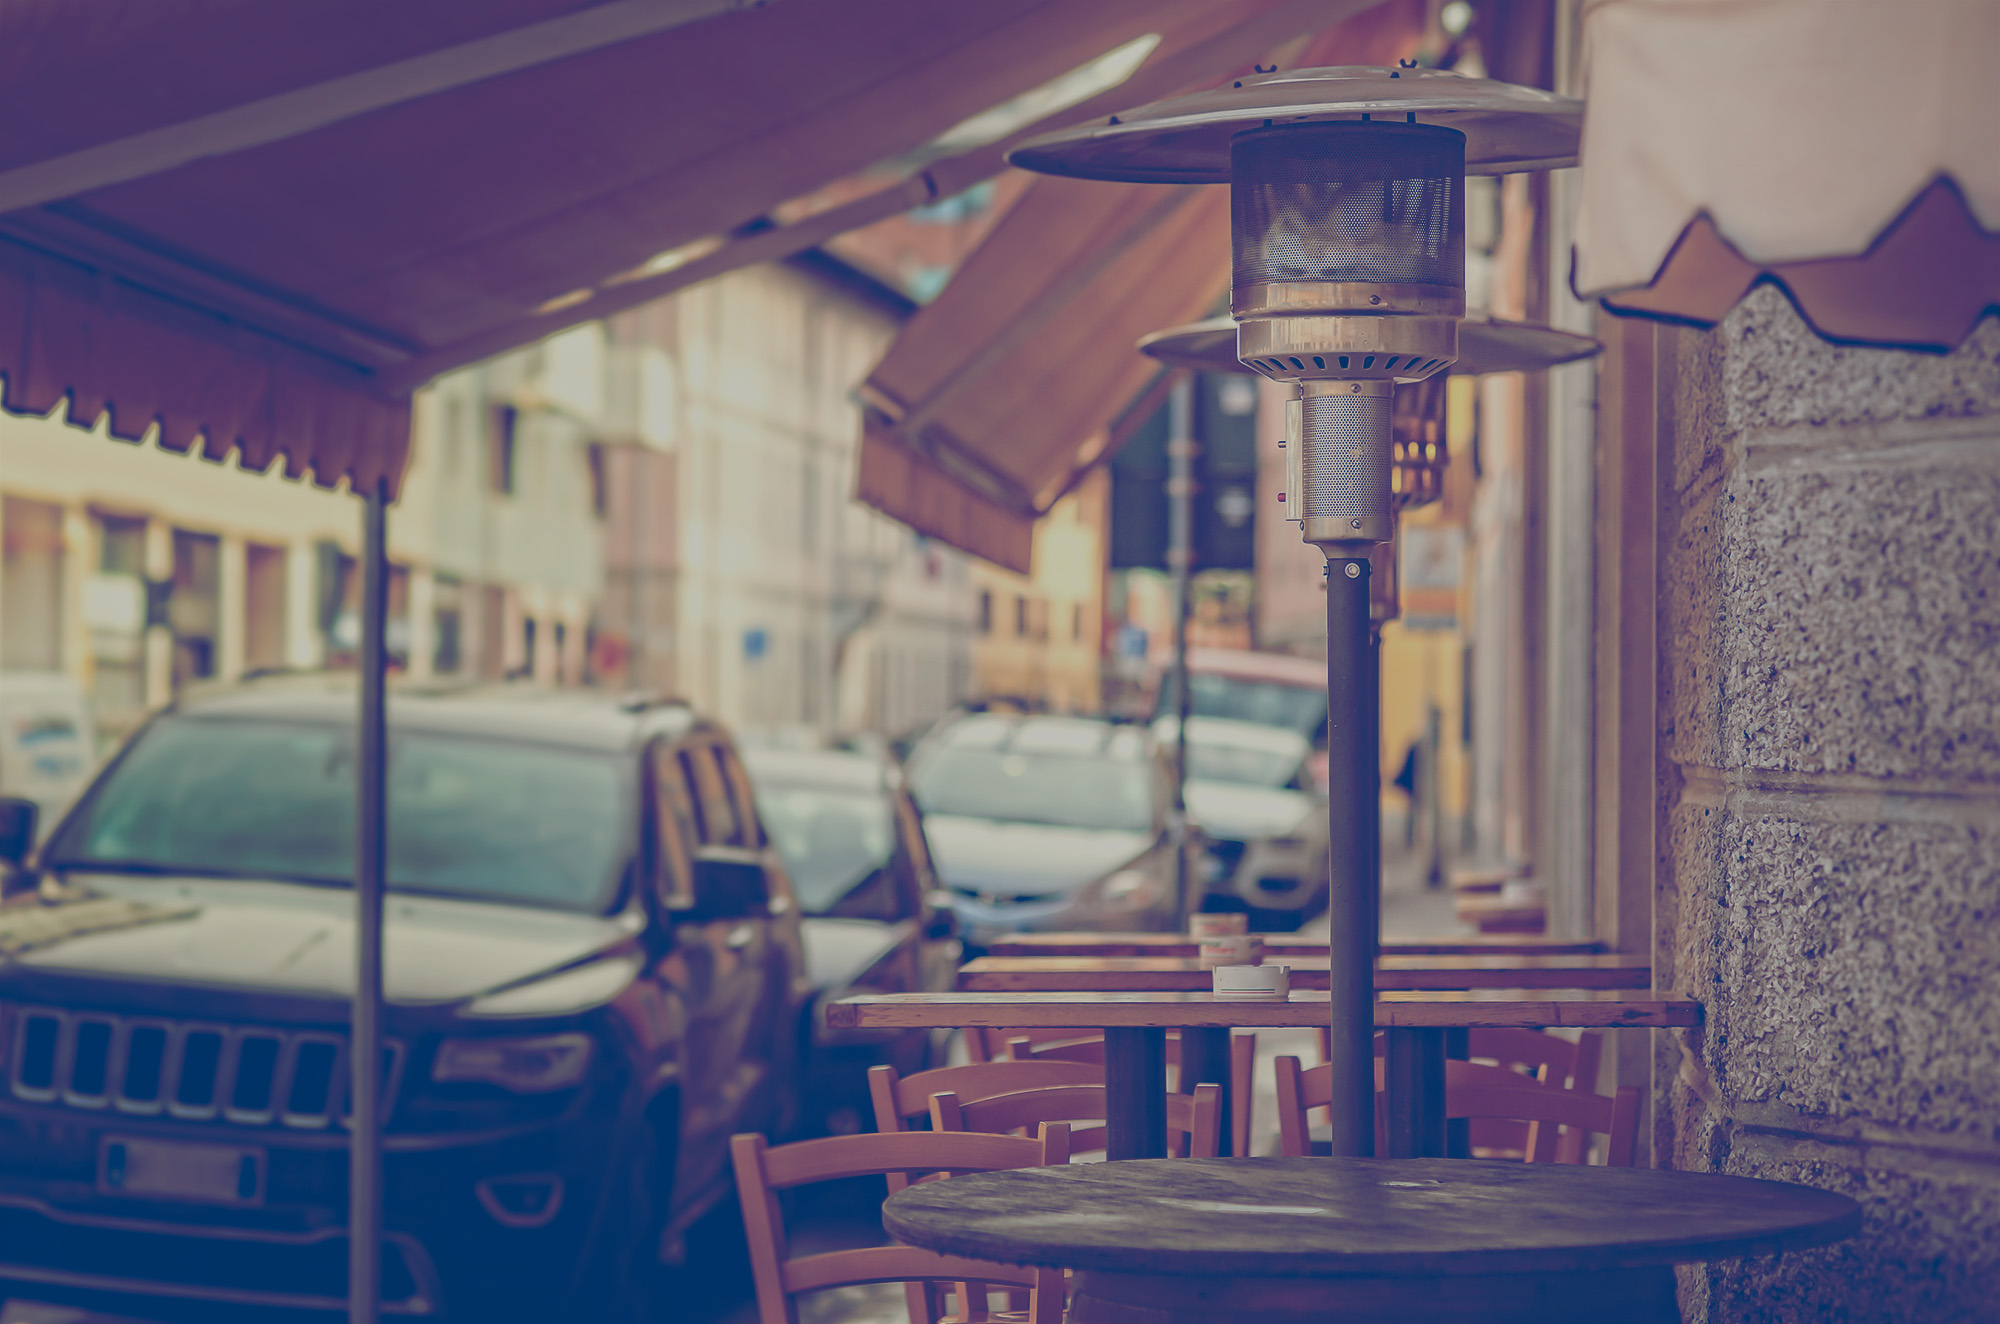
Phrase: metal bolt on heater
[{"left": 1012, "top": 65, "right": 1582, "bottom": 1157}]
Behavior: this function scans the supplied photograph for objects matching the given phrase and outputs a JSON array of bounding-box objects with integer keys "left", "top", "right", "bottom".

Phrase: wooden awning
[
  {"left": 857, "top": 178, "right": 1232, "bottom": 573},
  {"left": 854, "top": 0, "right": 1429, "bottom": 570},
  {"left": 0, "top": 0, "right": 1340, "bottom": 492},
  {"left": 1573, "top": 0, "right": 2000, "bottom": 350}
]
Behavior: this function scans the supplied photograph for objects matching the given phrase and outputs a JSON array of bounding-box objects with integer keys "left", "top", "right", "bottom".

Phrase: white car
[{"left": 1156, "top": 716, "right": 1330, "bottom": 929}]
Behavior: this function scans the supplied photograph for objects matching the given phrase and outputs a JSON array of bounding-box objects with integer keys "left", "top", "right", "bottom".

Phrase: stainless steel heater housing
[{"left": 1013, "top": 65, "right": 1581, "bottom": 551}]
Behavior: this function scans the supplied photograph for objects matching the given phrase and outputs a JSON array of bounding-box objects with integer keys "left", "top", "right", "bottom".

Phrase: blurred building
[
  {"left": 966, "top": 469, "right": 1107, "bottom": 714},
  {"left": 585, "top": 258, "right": 975, "bottom": 740}
]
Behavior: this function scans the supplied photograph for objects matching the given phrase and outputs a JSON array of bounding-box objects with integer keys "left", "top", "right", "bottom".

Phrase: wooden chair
[
  {"left": 1273, "top": 1056, "right": 1639, "bottom": 1166},
  {"left": 869, "top": 1060, "right": 1104, "bottom": 1138},
  {"left": 730, "top": 1126, "right": 1071, "bottom": 1324},
  {"left": 1001, "top": 1030, "right": 1257, "bottom": 1155},
  {"left": 930, "top": 1082, "right": 1224, "bottom": 1159}
]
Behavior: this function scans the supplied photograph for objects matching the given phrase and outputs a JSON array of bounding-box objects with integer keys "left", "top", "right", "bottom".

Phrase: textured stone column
[{"left": 1657, "top": 287, "right": 2000, "bottom": 1321}]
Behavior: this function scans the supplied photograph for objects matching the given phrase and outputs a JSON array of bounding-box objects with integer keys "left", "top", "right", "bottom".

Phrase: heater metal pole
[
  {"left": 350, "top": 481, "right": 388, "bottom": 1324},
  {"left": 1323, "top": 552, "right": 1378, "bottom": 1155},
  {"left": 1166, "top": 374, "right": 1195, "bottom": 912}
]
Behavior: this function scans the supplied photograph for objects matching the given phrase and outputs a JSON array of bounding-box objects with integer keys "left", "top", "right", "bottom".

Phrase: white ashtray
[{"left": 1212, "top": 964, "right": 1289, "bottom": 999}]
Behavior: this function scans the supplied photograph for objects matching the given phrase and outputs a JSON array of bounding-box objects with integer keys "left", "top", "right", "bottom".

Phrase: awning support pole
[
  {"left": 1323, "top": 554, "right": 1379, "bottom": 1155},
  {"left": 350, "top": 479, "right": 388, "bottom": 1324}
]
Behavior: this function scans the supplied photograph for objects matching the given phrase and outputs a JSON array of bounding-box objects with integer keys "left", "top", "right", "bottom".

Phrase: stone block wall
[{"left": 1656, "top": 286, "right": 2000, "bottom": 1322}]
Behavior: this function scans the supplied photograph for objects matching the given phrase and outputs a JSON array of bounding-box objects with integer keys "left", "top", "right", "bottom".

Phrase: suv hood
[
  {"left": 923, "top": 816, "right": 1153, "bottom": 897},
  {"left": 1185, "top": 781, "right": 1314, "bottom": 841},
  {"left": 4, "top": 875, "right": 634, "bottom": 1004}
]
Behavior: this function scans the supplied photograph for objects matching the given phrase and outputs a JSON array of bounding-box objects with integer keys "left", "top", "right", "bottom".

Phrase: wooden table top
[
  {"left": 983, "top": 933, "right": 1607, "bottom": 959},
  {"left": 882, "top": 1156, "right": 1859, "bottom": 1278},
  {"left": 826, "top": 988, "right": 1701, "bottom": 1031},
  {"left": 956, "top": 953, "right": 1651, "bottom": 993}
]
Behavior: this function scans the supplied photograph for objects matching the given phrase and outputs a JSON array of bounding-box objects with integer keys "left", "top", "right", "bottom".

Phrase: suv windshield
[
  {"left": 754, "top": 785, "right": 895, "bottom": 914},
  {"left": 46, "top": 717, "right": 628, "bottom": 913},
  {"left": 1156, "top": 672, "right": 1328, "bottom": 742},
  {"left": 910, "top": 746, "right": 1154, "bottom": 833}
]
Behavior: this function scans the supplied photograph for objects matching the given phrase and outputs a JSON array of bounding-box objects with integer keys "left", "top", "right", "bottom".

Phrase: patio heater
[{"left": 1013, "top": 65, "right": 1580, "bottom": 1156}]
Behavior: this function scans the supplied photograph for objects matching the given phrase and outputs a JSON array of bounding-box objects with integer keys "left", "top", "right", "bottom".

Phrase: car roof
[
  {"left": 927, "top": 712, "right": 1149, "bottom": 761},
  {"left": 741, "top": 747, "right": 891, "bottom": 793},
  {"left": 168, "top": 676, "right": 703, "bottom": 754},
  {"left": 1182, "top": 648, "right": 1326, "bottom": 687}
]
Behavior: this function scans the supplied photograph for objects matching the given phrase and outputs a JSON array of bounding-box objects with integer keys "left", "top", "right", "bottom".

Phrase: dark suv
[{"left": 0, "top": 682, "right": 807, "bottom": 1322}]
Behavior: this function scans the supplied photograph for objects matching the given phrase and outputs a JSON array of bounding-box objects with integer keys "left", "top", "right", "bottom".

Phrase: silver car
[
  {"left": 905, "top": 713, "right": 1189, "bottom": 947},
  {"left": 1158, "top": 716, "right": 1331, "bottom": 929}
]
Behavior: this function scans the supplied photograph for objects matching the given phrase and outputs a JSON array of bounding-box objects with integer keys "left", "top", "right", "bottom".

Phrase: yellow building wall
[{"left": 968, "top": 469, "right": 1106, "bottom": 712}]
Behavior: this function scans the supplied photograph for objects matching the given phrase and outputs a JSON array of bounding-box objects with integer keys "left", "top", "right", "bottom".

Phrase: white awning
[{"left": 1572, "top": 0, "right": 2000, "bottom": 349}]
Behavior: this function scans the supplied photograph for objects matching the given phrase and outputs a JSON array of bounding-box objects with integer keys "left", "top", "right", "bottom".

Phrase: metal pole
[
  {"left": 1166, "top": 374, "right": 1196, "bottom": 915},
  {"left": 350, "top": 480, "right": 388, "bottom": 1324},
  {"left": 1324, "top": 553, "right": 1377, "bottom": 1155}
]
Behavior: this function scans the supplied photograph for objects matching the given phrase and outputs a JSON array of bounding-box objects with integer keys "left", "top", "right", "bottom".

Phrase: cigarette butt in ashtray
[
  {"left": 1213, "top": 964, "right": 1289, "bottom": 999},
  {"left": 1197, "top": 934, "right": 1262, "bottom": 968},
  {"left": 1188, "top": 913, "right": 1249, "bottom": 939}
]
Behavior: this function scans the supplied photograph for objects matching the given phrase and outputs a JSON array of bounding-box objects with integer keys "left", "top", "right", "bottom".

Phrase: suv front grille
[{"left": 5, "top": 1006, "right": 400, "bottom": 1130}]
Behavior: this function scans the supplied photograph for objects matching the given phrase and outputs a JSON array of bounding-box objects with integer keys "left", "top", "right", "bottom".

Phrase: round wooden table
[{"left": 881, "top": 1156, "right": 1861, "bottom": 1324}]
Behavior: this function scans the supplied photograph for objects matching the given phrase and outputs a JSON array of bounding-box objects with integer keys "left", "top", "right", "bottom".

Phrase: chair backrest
[
  {"left": 1272, "top": 1057, "right": 1637, "bottom": 1166},
  {"left": 968, "top": 1026, "right": 1184, "bottom": 1063},
  {"left": 1466, "top": 1027, "right": 1604, "bottom": 1090},
  {"left": 930, "top": 1082, "right": 1222, "bottom": 1159},
  {"left": 730, "top": 1126, "right": 1072, "bottom": 1324},
  {"left": 868, "top": 1060, "right": 1104, "bottom": 1134}
]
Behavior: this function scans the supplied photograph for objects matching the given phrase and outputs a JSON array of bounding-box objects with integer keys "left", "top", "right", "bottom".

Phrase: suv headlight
[{"left": 433, "top": 1033, "right": 593, "bottom": 1093}]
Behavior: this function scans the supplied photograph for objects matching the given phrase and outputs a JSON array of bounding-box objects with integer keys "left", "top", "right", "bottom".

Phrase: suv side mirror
[
  {"left": 0, "top": 798, "right": 38, "bottom": 870},
  {"left": 688, "top": 847, "right": 770, "bottom": 920}
]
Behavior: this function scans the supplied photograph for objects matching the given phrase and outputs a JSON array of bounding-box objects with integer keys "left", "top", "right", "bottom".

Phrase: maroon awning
[{"left": 0, "top": 0, "right": 1339, "bottom": 492}]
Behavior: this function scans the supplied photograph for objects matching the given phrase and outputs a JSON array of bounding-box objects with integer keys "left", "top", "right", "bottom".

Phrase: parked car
[
  {"left": 1149, "top": 648, "right": 1329, "bottom": 759},
  {"left": 741, "top": 747, "right": 958, "bottom": 1135},
  {"left": 904, "top": 713, "right": 1191, "bottom": 948},
  {"left": 0, "top": 680, "right": 807, "bottom": 1323},
  {"left": 1157, "top": 716, "right": 1331, "bottom": 930},
  {"left": 0, "top": 672, "right": 95, "bottom": 840}
]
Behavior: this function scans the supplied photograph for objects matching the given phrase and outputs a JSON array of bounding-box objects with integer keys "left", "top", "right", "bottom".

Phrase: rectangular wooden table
[
  {"left": 956, "top": 953, "right": 1652, "bottom": 993},
  {"left": 982, "top": 932, "right": 1607, "bottom": 959},
  {"left": 827, "top": 990, "right": 1700, "bottom": 1160}
]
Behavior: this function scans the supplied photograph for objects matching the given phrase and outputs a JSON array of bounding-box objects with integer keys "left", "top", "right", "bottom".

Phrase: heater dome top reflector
[{"left": 1008, "top": 65, "right": 1581, "bottom": 185}]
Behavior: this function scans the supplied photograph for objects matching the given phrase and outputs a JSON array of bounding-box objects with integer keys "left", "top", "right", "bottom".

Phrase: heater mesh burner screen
[
  {"left": 1301, "top": 392, "right": 1392, "bottom": 525},
  {"left": 1231, "top": 123, "right": 1465, "bottom": 292}
]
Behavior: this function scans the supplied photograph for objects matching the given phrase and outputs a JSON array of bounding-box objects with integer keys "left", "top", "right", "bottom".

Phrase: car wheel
[{"left": 569, "top": 1096, "right": 677, "bottom": 1324}]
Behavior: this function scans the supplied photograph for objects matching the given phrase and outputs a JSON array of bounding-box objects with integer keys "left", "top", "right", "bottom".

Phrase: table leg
[
  {"left": 1444, "top": 1027, "right": 1470, "bottom": 1159},
  {"left": 1177, "top": 1026, "right": 1232, "bottom": 1156},
  {"left": 1103, "top": 1027, "right": 1167, "bottom": 1160},
  {"left": 1382, "top": 1026, "right": 1447, "bottom": 1158}
]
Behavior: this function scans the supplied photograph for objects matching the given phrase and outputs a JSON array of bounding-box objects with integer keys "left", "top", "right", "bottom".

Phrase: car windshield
[
  {"left": 46, "top": 717, "right": 629, "bottom": 913},
  {"left": 1184, "top": 741, "right": 1301, "bottom": 789},
  {"left": 910, "top": 746, "right": 1154, "bottom": 833},
  {"left": 1156, "top": 672, "right": 1328, "bottom": 741},
  {"left": 754, "top": 785, "right": 896, "bottom": 914}
]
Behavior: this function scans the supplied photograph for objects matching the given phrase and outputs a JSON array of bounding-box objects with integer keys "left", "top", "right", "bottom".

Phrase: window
[
  {"left": 586, "top": 443, "right": 607, "bottom": 519},
  {"left": 489, "top": 405, "right": 519, "bottom": 495},
  {"left": 433, "top": 575, "right": 463, "bottom": 674},
  {"left": 1072, "top": 602, "right": 1085, "bottom": 643},
  {"left": 519, "top": 617, "right": 537, "bottom": 680},
  {"left": 244, "top": 543, "right": 288, "bottom": 672},
  {"left": 977, "top": 590, "right": 993, "bottom": 634},
  {"left": 1014, "top": 595, "right": 1028, "bottom": 637},
  {"left": 169, "top": 530, "right": 220, "bottom": 690},
  {"left": 650, "top": 745, "right": 697, "bottom": 907},
  {"left": 2, "top": 497, "right": 64, "bottom": 671}
]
